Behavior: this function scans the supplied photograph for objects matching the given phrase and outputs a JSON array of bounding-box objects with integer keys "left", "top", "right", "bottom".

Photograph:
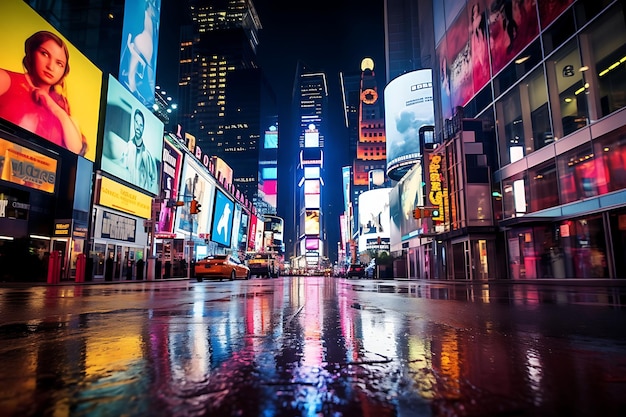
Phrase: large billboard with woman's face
[
  {"left": 101, "top": 75, "right": 164, "bottom": 195},
  {"left": 0, "top": 0, "right": 102, "bottom": 161},
  {"left": 384, "top": 69, "right": 434, "bottom": 181}
]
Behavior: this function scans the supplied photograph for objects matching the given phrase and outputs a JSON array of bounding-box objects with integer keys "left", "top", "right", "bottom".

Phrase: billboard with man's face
[
  {"left": 0, "top": 0, "right": 102, "bottom": 161},
  {"left": 101, "top": 75, "right": 163, "bottom": 195}
]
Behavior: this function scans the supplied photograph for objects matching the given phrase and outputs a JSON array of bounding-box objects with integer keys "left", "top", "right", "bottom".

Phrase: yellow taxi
[{"left": 194, "top": 254, "right": 250, "bottom": 281}]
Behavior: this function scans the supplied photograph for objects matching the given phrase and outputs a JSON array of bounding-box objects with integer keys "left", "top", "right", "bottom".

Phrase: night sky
[{"left": 156, "top": 0, "right": 386, "bottom": 262}]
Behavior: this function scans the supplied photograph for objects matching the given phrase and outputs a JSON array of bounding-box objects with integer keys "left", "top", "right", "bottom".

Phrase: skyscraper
[
  {"left": 178, "top": 0, "right": 277, "bottom": 205},
  {"left": 291, "top": 62, "right": 329, "bottom": 270}
]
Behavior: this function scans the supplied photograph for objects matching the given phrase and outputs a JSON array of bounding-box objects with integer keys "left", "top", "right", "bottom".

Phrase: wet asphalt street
[{"left": 1, "top": 276, "right": 625, "bottom": 417}]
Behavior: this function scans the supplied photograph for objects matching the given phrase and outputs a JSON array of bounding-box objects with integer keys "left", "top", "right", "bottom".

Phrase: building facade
[{"left": 387, "top": 0, "right": 626, "bottom": 280}]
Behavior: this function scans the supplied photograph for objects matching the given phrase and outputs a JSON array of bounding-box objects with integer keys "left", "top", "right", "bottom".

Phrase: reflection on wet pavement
[{"left": 0, "top": 277, "right": 625, "bottom": 416}]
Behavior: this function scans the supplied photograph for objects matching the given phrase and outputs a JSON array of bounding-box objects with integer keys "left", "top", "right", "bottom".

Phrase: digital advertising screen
[
  {"left": 358, "top": 188, "right": 391, "bottom": 253},
  {"left": 0, "top": 0, "right": 102, "bottom": 161},
  {"left": 175, "top": 157, "right": 214, "bottom": 237},
  {"left": 398, "top": 164, "right": 423, "bottom": 239},
  {"left": 101, "top": 74, "right": 164, "bottom": 195},
  {"left": 0, "top": 136, "right": 57, "bottom": 193},
  {"left": 264, "top": 125, "right": 278, "bottom": 149},
  {"left": 211, "top": 189, "right": 234, "bottom": 247},
  {"left": 305, "top": 210, "right": 320, "bottom": 236},
  {"left": 384, "top": 69, "right": 434, "bottom": 181},
  {"left": 156, "top": 136, "right": 182, "bottom": 235},
  {"left": 118, "top": 0, "right": 161, "bottom": 107},
  {"left": 238, "top": 210, "right": 249, "bottom": 252},
  {"left": 487, "top": 0, "right": 539, "bottom": 75},
  {"left": 230, "top": 203, "right": 242, "bottom": 251}
]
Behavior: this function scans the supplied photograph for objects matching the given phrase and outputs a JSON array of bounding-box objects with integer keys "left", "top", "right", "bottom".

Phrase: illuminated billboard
[
  {"left": 264, "top": 125, "right": 278, "bottom": 149},
  {"left": 101, "top": 75, "right": 164, "bottom": 195},
  {"left": 175, "top": 157, "right": 214, "bottom": 237},
  {"left": 0, "top": 137, "right": 57, "bottom": 193},
  {"left": 398, "top": 163, "right": 423, "bottom": 240},
  {"left": 358, "top": 188, "right": 391, "bottom": 253},
  {"left": 384, "top": 69, "right": 434, "bottom": 181},
  {"left": 211, "top": 189, "right": 234, "bottom": 247},
  {"left": 0, "top": 0, "right": 102, "bottom": 161},
  {"left": 118, "top": 0, "right": 161, "bottom": 106},
  {"left": 98, "top": 176, "right": 152, "bottom": 219},
  {"left": 305, "top": 210, "right": 320, "bottom": 236},
  {"left": 156, "top": 135, "right": 182, "bottom": 235}
]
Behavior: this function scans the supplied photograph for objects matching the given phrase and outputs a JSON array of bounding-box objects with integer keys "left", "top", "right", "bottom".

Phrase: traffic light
[
  {"left": 190, "top": 199, "right": 201, "bottom": 214},
  {"left": 430, "top": 208, "right": 440, "bottom": 218},
  {"left": 412, "top": 208, "right": 421, "bottom": 219}
]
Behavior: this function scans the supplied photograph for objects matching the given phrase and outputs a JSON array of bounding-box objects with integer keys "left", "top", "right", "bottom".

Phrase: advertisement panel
[
  {"left": 358, "top": 188, "right": 391, "bottom": 253},
  {"left": 238, "top": 210, "right": 249, "bottom": 253},
  {"left": 0, "top": 0, "right": 102, "bottom": 161},
  {"left": 384, "top": 69, "right": 434, "bottom": 181},
  {"left": 211, "top": 189, "right": 234, "bottom": 247},
  {"left": 175, "top": 157, "right": 214, "bottom": 237},
  {"left": 488, "top": 0, "right": 539, "bottom": 75},
  {"left": 230, "top": 203, "right": 242, "bottom": 252},
  {"left": 0, "top": 137, "right": 57, "bottom": 193},
  {"left": 248, "top": 213, "right": 258, "bottom": 251},
  {"left": 101, "top": 75, "right": 164, "bottom": 195},
  {"left": 98, "top": 176, "right": 152, "bottom": 219},
  {"left": 305, "top": 210, "right": 320, "bottom": 236},
  {"left": 118, "top": 0, "right": 161, "bottom": 106},
  {"left": 398, "top": 164, "right": 423, "bottom": 240},
  {"left": 156, "top": 136, "right": 182, "bottom": 235}
]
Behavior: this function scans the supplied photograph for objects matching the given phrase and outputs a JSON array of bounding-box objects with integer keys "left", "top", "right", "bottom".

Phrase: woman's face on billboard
[{"left": 32, "top": 39, "right": 67, "bottom": 87}]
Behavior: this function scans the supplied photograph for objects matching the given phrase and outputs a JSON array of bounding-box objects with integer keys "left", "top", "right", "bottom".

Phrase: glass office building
[{"left": 396, "top": 0, "right": 626, "bottom": 279}]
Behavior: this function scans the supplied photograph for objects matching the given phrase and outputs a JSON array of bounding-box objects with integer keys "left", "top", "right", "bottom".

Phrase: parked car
[
  {"left": 195, "top": 254, "right": 250, "bottom": 281},
  {"left": 364, "top": 259, "right": 376, "bottom": 278},
  {"left": 346, "top": 263, "right": 365, "bottom": 278}
]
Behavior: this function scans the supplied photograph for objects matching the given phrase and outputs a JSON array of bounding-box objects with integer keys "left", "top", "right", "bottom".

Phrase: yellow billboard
[
  {"left": 0, "top": 0, "right": 102, "bottom": 161},
  {"left": 0, "top": 136, "right": 57, "bottom": 193},
  {"left": 98, "top": 176, "right": 151, "bottom": 219}
]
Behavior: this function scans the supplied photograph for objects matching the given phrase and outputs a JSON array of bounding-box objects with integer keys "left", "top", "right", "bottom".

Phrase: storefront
[{"left": 90, "top": 175, "right": 152, "bottom": 280}]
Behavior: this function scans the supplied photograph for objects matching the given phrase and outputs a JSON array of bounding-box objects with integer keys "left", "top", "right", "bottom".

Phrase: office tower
[
  {"left": 383, "top": 0, "right": 425, "bottom": 83},
  {"left": 179, "top": 0, "right": 276, "bottom": 205},
  {"left": 292, "top": 62, "right": 329, "bottom": 271}
]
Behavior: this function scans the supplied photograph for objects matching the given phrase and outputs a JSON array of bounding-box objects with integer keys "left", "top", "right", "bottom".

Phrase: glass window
[
  {"left": 586, "top": 4, "right": 626, "bottom": 117},
  {"left": 545, "top": 40, "right": 588, "bottom": 138},
  {"left": 493, "top": 40, "right": 542, "bottom": 97},
  {"left": 556, "top": 143, "right": 596, "bottom": 204},
  {"left": 502, "top": 172, "right": 528, "bottom": 219},
  {"left": 592, "top": 127, "right": 626, "bottom": 193},
  {"left": 496, "top": 88, "right": 525, "bottom": 165},
  {"left": 524, "top": 67, "right": 553, "bottom": 151},
  {"left": 542, "top": 8, "right": 575, "bottom": 55},
  {"left": 528, "top": 161, "right": 559, "bottom": 212}
]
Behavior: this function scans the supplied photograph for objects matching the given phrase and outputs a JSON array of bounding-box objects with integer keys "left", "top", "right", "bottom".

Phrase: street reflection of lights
[{"left": 525, "top": 347, "right": 544, "bottom": 406}]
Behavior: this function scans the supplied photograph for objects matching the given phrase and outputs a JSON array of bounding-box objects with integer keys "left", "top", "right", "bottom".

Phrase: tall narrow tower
[
  {"left": 352, "top": 58, "right": 388, "bottom": 240},
  {"left": 292, "top": 62, "right": 329, "bottom": 270}
]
